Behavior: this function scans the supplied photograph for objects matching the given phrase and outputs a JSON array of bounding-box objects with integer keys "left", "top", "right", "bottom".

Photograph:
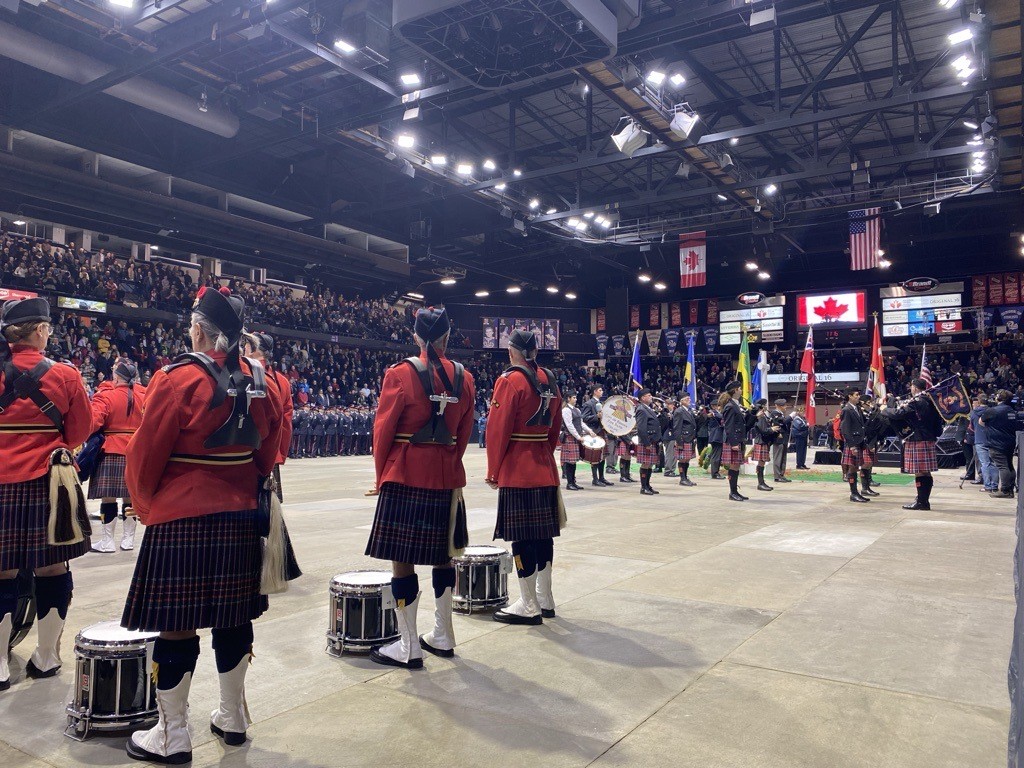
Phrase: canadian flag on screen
[
  {"left": 797, "top": 292, "right": 866, "bottom": 325},
  {"left": 679, "top": 231, "right": 707, "bottom": 288}
]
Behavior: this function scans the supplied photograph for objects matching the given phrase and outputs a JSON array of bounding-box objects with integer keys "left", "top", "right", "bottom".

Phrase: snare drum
[
  {"left": 65, "top": 621, "right": 158, "bottom": 741},
  {"left": 580, "top": 436, "right": 606, "bottom": 464},
  {"left": 9, "top": 570, "right": 34, "bottom": 651},
  {"left": 453, "top": 545, "right": 513, "bottom": 614},
  {"left": 326, "top": 570, "right": 399, "bottom": 656}
]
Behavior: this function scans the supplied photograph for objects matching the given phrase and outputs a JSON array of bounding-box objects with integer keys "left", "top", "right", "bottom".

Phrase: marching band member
[
  {"left": 580, "top": 384, "right": 614, "bottom": 487},
  {"left": 672, "top": 393, "right": 701, "bottom": 487},
  {"left": 121, "top": 287, "right": 285, "bottom": 763},
  {"left": 769, "top": 398, "right": 792, "bottom": 483},
  {"left": 364, "top": 307, "right": 474, "bottom": 667},
  {"left": 707, "top": 403, "right": 725, "bottom": 480},
  {"left": 721, "top": 383, "right": 752, "bottom": 502},
  {"left": 751, "top": 399, "right": 779, "bottom": 492},
  {"left": 559, "top": 391, "right": 595, "bottom": 491},
  {"left": 0, "top": 297, "right": 91, "bottom": 691},
  {"left": 486, "top": 330, "right": 563, "bottom": 624},
  {"left": 634, "top": 388, "right": 661, "bottom": 496},
  {"left": 660, "top": 399, "right": 677, "bottom": 477},
  {"left": 88, "top": 358, "right": 146, "bottom": 552},
  {"left": 881, "top": 378, "right": 943, "bottom": 511},
  {"left": 839, "top": 389, "right": 871, "bottom": 503},
  {"left": 860, "top": 400, "right": 885, "bottom": 496},
  {"left": 790, "top": 405, "right": 810, "bottom": 469},
  {"left": 616, "top": 429, "right": 637, "bottom": 484},
  {"left": 243, "top": 332, "right": 293, "bottom": 499}
]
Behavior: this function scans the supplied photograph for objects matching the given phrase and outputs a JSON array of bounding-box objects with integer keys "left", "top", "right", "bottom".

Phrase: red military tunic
[
  {"left": 268, "top": 366, "right": 293, "bottom": 465},
  {"left": 125, "top": 352, "right": 283, "bottom": 526},
  {"left": 485, "top": 366, "right": 562, "bottom": 488},
  {"left": 373, "top": 352, "right": 475, "bottom": 490},
  {"left": 90, "top": 381, "right": 147, "bottom": 454},
  {"left": 0, "top": 345, "right": 91, "bottom": 484}
]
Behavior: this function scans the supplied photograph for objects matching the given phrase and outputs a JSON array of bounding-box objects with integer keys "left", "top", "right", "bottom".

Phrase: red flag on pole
[
  {"left": 679, "top": 231, "right": 707, "bottom": 288},
  {"left": 866, "top": 317, "right": 886, "bottom": 400},
  {"left": 800, "top": 327, "right": 816, "bottom": 429}
]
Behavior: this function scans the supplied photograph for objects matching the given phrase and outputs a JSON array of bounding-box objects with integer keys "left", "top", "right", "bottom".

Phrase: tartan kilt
[
  {"left": 559, "top": 435, "right": 581, "bottom": 464},
  {"left": 842, "top": 446, "right": 865, "bottom": 468},
  {"left": 635, "top": 442, "right": 659, "bottom": 468},
  {"left": 675, "top": 442, "right": 695, "bottom": 463},
  {"left": 902, "top": 440, "right": 938, "bottom": 474},
  {"left": 121, "top": 509, "right": 267, "bottom": 632},
  {"left": 751, "top": 443, "right": 772, "bottom": 463},
  {"left": 862, "top": 448, "right": 876, "bottom": 468},
  {"left": 494, "top": 486, "right": 561, "bottom": 542},
  {"left": 0, "top": 476, "right": 91, "bottom": 570},
  {"left": 721, "top": 443, "right": 746, "bottom": 466},
  {"left": 616, "top": 439, "right": 632, "bottom": 459},
  {"left": 365, "top": 483, "right": 467, "bottom": 566},
  {"left": 87, "top": 452, "right": 130, "bottom": 499}
]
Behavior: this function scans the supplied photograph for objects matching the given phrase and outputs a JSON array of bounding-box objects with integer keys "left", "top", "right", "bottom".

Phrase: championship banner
[
  {"left": 1006, "top": 273, "right": 1021, "bottom": 305},
  {"left": 689, "top": 300, "right": 699, "bottom": 325},
  {"left": 595, "top": 308, "right": 606, "bottom": 332},
  {"left": 679, "top": 231, "right": 707, "bottom": 288},
  {"left": 596, "top": 333, "right": 609, "bottom": 359},
  {"left": 664, "top": 328, "right": 681, "bottom": 357},
  {"left": 981, "top": 307, "right": 997, "bottom": 328},
  {"left": 972, "top": 276, "right": 988, "bottom": 306},
  {"left": 611, "top": 334, "right": 626, "bottom": 356},
  {"left": 645, "top": 329, "right": 662, "bottom": 355},
  {"left": 647, "top": 303, "right": 661, "bottom": 328},
  {"left": 0, "top": 287, "right": 39, "bottom": 301},
  {"left": 669, "top": 302, "right": 682, "bottom": 327},
  {"left": 703, "top": 326, "right": 718, "bottom": 353},
  {"left": 628, "top": 330, "right": 640, "bottom": 351},
  {"left": 1001, "top": 306, "right": 1024, "bottom": 332},
  {"left": 707, "top": 298, "right": 719, "bottom": 324},
  {"left": 989, "top": 274, "right": 1004, "bottom": 305},
  {"left": 629, "top": 304, "right": 641, "bottom": 330}
]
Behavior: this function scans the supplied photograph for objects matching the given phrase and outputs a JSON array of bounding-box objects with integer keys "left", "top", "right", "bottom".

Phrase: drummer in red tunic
[
  {"left": 87, "top": 358, "right": 146, "bottom": 553},
  {"left": 121, "top": 287, "right": 286, "bottom": 764},
  {"left": 485, "top": 330, "right": 564, "bottom": 624},
  {"left": 243, "top": 332, "right": 293, "bottom": 500},
  {"left": 365, "top": 307, "right": 475, "bottom": 668}
]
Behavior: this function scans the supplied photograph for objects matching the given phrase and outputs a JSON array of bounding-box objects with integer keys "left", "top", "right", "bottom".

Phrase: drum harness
[
  {"left": 0, "top": 356, "right": 65, "bottom": 434},
  {"left": 399, "top": 356, "right": 465, "bottom": 446},
  {"left": 504, "top": 364, "right": 560, "bottom": 427}
]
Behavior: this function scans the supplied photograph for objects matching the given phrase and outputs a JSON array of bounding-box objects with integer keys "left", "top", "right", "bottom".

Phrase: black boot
[
  {"left": 756, "top": 466, "right": 773, "bottom": 492},
  {"left": 679, "top": 463, "right": 696, "bottom": 487},
  {"left": 566, "top": 464, "right": 582, "bottom": 491},
  {"left": 620, "top": 459, "right": 636, "bottom": 483},
  {"left": 849, "top": 477, "right": 869, "bottom": 503},
  {"left": 598, "top": 462, "right": 614, "bottom": 486},
  {"left": 639, "top": 469, "right": 655, "bottom": 495},
  {"left": 860, "top": 470, "right": 879, "bottom": 496},
  {"left": 902, "top": 476, "right": 931, "bottom": 510},
  {"left": 728, "top": 469, "right": 745, "bottom": 501},
  {"left": 591, "top": 465, "right": 602, "bottom": 487}
]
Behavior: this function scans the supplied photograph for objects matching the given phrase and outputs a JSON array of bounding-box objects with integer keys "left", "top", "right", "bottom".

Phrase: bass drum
[
  {"left": 601, "top": 395, "right": 637, "bottom": 437},
  {"left": 10, "top": 570, "right": 35, "bottom": 651}
]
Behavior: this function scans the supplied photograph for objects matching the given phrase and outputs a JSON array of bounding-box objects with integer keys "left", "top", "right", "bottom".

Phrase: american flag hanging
[
  {"left": 848, "top": 208, "right": 881, "bottom": 270},
  {"left": 920, "top": 344, "right": 933, "bottom": 388}
]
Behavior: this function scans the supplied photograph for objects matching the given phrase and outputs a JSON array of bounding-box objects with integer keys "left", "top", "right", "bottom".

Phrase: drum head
[
  {"left": 332, "top": 570, "right": 392, "bottom": 588},
  {"left": 601, "top": 396, "right": 637, "bottom": 436},
  {"left": 582, "top": 436, "right": 605, "bottom": 450},
  {"left": 79, "top": 621, "right": 156, "bottom": 644},
  {"left": 461, "top": 545, "right": 507, "bottom": 559}
]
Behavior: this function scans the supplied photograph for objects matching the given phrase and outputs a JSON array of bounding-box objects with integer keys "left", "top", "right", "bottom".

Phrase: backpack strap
[
  {"left": 0, "top": 358, "right": 64, "bottom": 433},
  {"left": 505, "top": 365, "right": 559, "bottom": 427}
]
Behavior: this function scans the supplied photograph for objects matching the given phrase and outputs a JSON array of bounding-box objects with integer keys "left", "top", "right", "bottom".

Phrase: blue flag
[
  {"left": 629, "top": 333, "right": 643, "bottom": 395},
  {"left": 683, "top": 334, "right": 698, "bottom": 403}
]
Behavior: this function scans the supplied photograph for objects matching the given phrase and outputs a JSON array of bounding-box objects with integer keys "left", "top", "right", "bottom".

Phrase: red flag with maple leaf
[
  {"left": 800, "top": 327, "right": 816, "bottom": 429},
  {"left": 679, "top": 231, "right": 707, "bottom": 288},
  {"left": 797, "top": 292, "right": 866, "bottom": 325}
]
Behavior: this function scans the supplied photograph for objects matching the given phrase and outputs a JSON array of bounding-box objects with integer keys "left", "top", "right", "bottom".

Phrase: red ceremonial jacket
[
  {"left": 266, "top": 366, "right": 293, "bottom": 465},
  {"left": 485, "top": 365, "right": 562, "bottom": 488},
  {"left": 125, "top": 352, "right": 283, "bottom": 526},
  {"left": 90, "top": 381, "right": 147, "bottom": 454},
  {"left": 373, "top": 352, "right": 475, "bottom": 490},
  {"left": 0, "top": 345, "right": 92, "bottom": 484}
]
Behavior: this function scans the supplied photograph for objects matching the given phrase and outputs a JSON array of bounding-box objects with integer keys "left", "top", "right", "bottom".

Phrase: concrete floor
[{"left": 0, "top": 449, "right": 1014, "bottom": 767}]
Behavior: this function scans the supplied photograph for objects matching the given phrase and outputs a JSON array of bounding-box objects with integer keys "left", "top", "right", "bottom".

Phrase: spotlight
[
  {"left": 495, "top": 183, "right": 507, "bottom": 191},
  {"left": 611, "top": 120, "right": 649, "bottom": 157},
  {"left": 529, "top": 199, "right": 540, "bottom": 210},
  {"left": 456, "top": 163, "right": 473, "bottom": 175},
  {"left": 567, "top": 217, "right": 581, "bottom": 227},
  {"left": 513, "top": 169, "right": 522, "bottom": 177},
  {"left": 964, "top": 120, "right": 979, "bottom": 129},
  {"left": 717, "top": 194, "right": 728, "bottom": 202},
  {"left": 334, "top": 39, "right": 356, "bottom": 53},
  {"left": 764, "top": 183, "right": 778, "bottom": 195},
  {"left": 396, "top": 133, "right": 415, "bottom": 148},
  {"left": 483, "top": 159, "right": 497, "bottom": 170},
  {"left": 669, "top": 109, "right": 700, "bottom": 141},
  {"left": 506, "top": 285, "right": 521, "bottom": 294},
  {"left": 564, "top": 291, "right": 577, "bottom": 300},
  {"left": 109, "top": 0, "right": 135, "bottom": 7},
  {"left": 546, "top": 208, "right": 557, "bottom": 215},
  {"left": 745, "top": 261, "right": 758, "bottom": 271},
  {"left": 638, "top": 273, "right": 652, "bottom": 283},
  {"left": 430, "top": 154, "right": 447, "bottom": 165},
  {"left": 948, "top": 28, "right": 974, "bottom": 45},
  {"left": 757, "top": 271, "right": 770, "bottom": 280},
  {"left": 475, "top": 290, "right": 490, "bottom": 297},
  {"left": 729, "top": 137, "right": 740, "bottom": 146},
  {"left": 440, "top": 277, "right": 457, "bottom": 285},
  {"left": 669, "top": 73, "right": 686, "bottom": 87},
  {"left": 400, "top": 73, "right": 422, "bottom": 86},
  {"left": 646, "top": 70, "right": 667, "bottom": 86},
  {"left": 546, "top": 286, "right": 559, "bottom": 294},
  {"left": 12, "top": 219, "right": 26, "bottom": 226},
  {"left": 583, "top": 212, "right": 594, "bottom": 219},
  {"left": 654, "top": 281, "right": 667, "bottom": 290},
  {"left": 876, "top": 249, "right": 885, "bottom": 257},
  {"left": 879, "top": 259, "right": 892, "bottom": 268}
]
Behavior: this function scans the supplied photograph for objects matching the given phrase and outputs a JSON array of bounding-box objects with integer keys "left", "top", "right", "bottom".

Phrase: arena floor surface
[{"left": 1, "top": 448, "right": 1014, "bottom": 767}]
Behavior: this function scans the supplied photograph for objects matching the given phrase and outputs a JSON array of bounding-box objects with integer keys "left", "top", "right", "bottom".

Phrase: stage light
[
  {"left": 334, "top": 39, "right": 356, "bottom": 53},
  {"left": 729, "top": 137, "right": 740, "bottom": 146},
  {"left": 574, "top": 220, "right": 587, "bottom": 231},
  {"left": 564, "top": 291, "right": 577, "bottom": 300},
  {"left": 670, "top": 73, "right": 686, "bottom": 87},
  {"left": 948, "top": 28, "right": 974, "bottom": 45},
  {"left": 430, "top": 154, "right": 447, "bottom": 166},
  {"left": 546, "top": 286, "right": 559, "bottom": 294},
  {"left": 396, "top": 133, "right": 415, "bottom": 148},
  {"left": 611, "top": 120, "right": 649, "bottom": 157},
  {"left": 717, "top": 194, "right": 729, "bottom": 202},
  {"left": 440, "top": 277, "right": 457, "bottom": 285},
  {"left": 506, "top": 285, "right": 521, "bottom": 294},
  {"left": 474, "top": 290, "right": 490, "bottom": 297},
  {"left": 745, "top": 261, "right": 758, "bottom": 271},
  {"left": 456, "top": 163, "right": 473, "bottom": 175},
  {"left": 764, "top": 183, "right": 778, "bottom": 195},
  {"left": 567, "top": 218, "right": 581, "bottom": 228},
  {"left": 654, "top": 281, "right": 667, "bottom": 290},
  {"left": 400, "top": 73, "right": 422, "bottom": 86},
  {"left": 646, "top": 70, "right": 666, "bottom": 86},
  {"left": 546, "top": 208, "right": 557, "bottom": 215},
  {"left": 583, "top": 212, "right": 594, "bottom": 219},
  {"left": 483, "top": 159, "right": 497, "bottom": 170},
  {"left": 638, "top": 273, "right": 652, "bottom": 283},
  {"left": 513, "top": 169, "right": 522, "bottom": 177},
  {"left": 669, "top": 109, "right": 700, "bottom": 140},
  {"left": 964, "top": 120, "right": 979, "bottom": 129},
  {"left": 495, "top": 183, "right": 507, "bottom": 191},
  {"left": 757, "top": 271, "right": 770, "bottom": 280},
  {"left": 529, "top": 199, "right": 540, "bottom": 210}
]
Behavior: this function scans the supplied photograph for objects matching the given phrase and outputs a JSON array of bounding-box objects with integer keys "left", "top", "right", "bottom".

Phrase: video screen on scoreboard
[
  {"left": 482, "top": 317, "right": 559, "bottom": 350},
  {"left": 796, "top": 291, "right": 867, "bottom": 326}
]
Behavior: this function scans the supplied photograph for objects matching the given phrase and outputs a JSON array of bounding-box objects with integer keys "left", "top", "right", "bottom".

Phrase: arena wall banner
[
  {"left": 482, "top": 317, "right": 560, "bottom": 350},
  {"left": 972, "top": 276, "right": 988, "bottom": 306},
  {"left": 669, "top": 302, "right": 682, "bottom": 327},
  {"left": 663, "top": 328, "right": 681, "bottom": 356},
  {"left": 611, "top": 334, "right": 626, "bottom": 356},
  {"left": 707, "top": 298, "right": 719, "bottom": 324},
  {"left": 1001, "top": 307, "right": 1024, "bottom": 332},
  {"left": 689, "top": 300, "right": 700, "bottom": 325},
  {"left": 647, "top": 303, "right": 661, "bottom": 328},
  {"left": 0, "top": 287, "right": 38, "bottom": 301},
  {"left": 630, "top": 304, "right": 641, "bottom": 330},
  {"left": 990, "top": 274, "right": 1005, "bottom": 305},
  {"left": 595, "top": 307, "right": 606, "bottom": 332},
  {"left": 645, "top": 329, "right": 662, "bottom": 354},
  {"left": 595, "top": 333, "right": 609, "bottom": 359},
  {"left": 703, "top": 326, "right": 718, "bottom": 352},
  {"left": 1006, "top": 274, "right": 1021, "bottom": 305}
]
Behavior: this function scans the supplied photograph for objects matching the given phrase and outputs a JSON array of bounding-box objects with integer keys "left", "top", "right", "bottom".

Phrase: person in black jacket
[
  {"left": 292, "top": 406, "right": 308, "bottom": 458},
  {"left": 720, "top": 382, "right": 755, "bottom": 502},
  {"left": 862, "top": 401, "right": 887, "bottom": 492},
  {"left": 579, "top": 385, "right": 614, "bottom": 487},
  {"left": 751, "top": 400, "right": 779, "bottom": 492},
  {"left": 790, "top": 406, "right": 809, "bottom": 470},
  {"left": 706, "top": 404, "right": 725, "bottom": 480},
  {"left": 770, "top": 398, "right": 793, "bottom": 483},
  {"left": 672, "top": 393, "right": 702, "bottom": 487},
  {"left": 839, "top": 390, "right": 872, "bottom": 503},
  {"left": 881, "top": 378, "right": 943, "bottom": 510},
  {"left": 660, "top": 400, "right": 677, "bottom": 477},
  {"left": 634, "top": 389, "right": 661, "bottom": 496},
  {"left": 980, "top": 389, "right": 1018, "bottom": 498}
]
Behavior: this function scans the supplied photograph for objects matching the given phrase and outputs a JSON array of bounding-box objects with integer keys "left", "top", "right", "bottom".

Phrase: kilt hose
[
  {"left": 87, "top": 452, "right": 130, "bottom": 499},
  {"left": 862, "top": 448, "right": 876, "bottom": 468},
  {"left": 121, "top": 509, "right": 268, "bottom": 632},
  {"left": 494, "top": 486, "right": 561, "bottom": 542},
  {"left": 635, "top": 442, "right": 659, "bottom": 469},
  {"left": 902, "top": 440, "right": 938, "bottom": 474},
  {"left": 559, "top": 435, "right": 581, "bottom": 464},
  {"left": 721, "top": 443, "right": 747, "bottom": 466},
  {"left": 842, "top": 446, "right": 865, "bottom": 469},
  {"left": 365, "top": 483, "right": 468, "bottom": 566},
  {"left": 751, "top": 443, "right": 772, "bottom": 463},
  {"left": 0, "top": 476, "right": 91, "bottom": 570},
  {"left": 675, "top": 442, "right": 695, "bottom": 463}
]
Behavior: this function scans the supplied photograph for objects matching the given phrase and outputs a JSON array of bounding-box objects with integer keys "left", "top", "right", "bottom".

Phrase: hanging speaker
[{"left": 611, "top": 121, "right": 649, "bottom": 157}]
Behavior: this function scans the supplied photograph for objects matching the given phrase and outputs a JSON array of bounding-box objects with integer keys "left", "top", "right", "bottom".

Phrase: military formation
[{"left": 290, "top": 404, "right": 376, "bottom": 458}]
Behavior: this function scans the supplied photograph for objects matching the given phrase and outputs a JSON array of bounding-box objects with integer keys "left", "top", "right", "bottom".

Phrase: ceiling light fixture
[
  {"left": 495, "top": 182, "right": 507, "bottom": 191},
  {"left": 513, "top": 169, "right": 522, "bottom": 177},
  {"left": 669, "top": 73, "right": 686, "bottom": 87},
  {"left": 474, "top": 290, "right": 490, "bottom": 297},
  {"left": 757, "top": 271, "right": 770, "bottom": 280},
  {"left": 654, "top": 281, "right": 667, "bottom": 290},
  {"left": 406, "top": 292, "right": 425, "bottom": 300},
  {"left": 430, "top": 154, "right": 447, "bottom": 165},
  {"left": 583, "top": 212, "right": 594, "bottom": 219},
  {"left": 876, "top": 249, "right": 885, "bottom": 257},
  {"left": 506, "top": 285, "right": 522, "bottom": 294},
  {"left": 529, "top": 198, "right": 540, "bottom": 210},
  {"left": 483, "top": 159, "right": 497, "bottom": 170},
  {"left": 334, "top": 39, "right": 356, "bottom": 53},
  {"left": 729, "top": 137, "right": 740, "bottom": 146},
  {"left": 150, "top": 245, "right": 159, "bottom": 251},
  {"left": 546, "top": 286, "right": 559, "bottom": 294},
  {"left": 717, "top": 193, "right": 728, "bottom": 202},
  {"left": 109, "top": 0, "right": 136, "bottom": 7},
  {"left": 12, "top": 219, "right": 26, "bottom": 226},
  {"left": 948, "top": 28, "right": 974, "bottom": 45},
  {"left": 646, "top": 70, "right": 666, "bottom": 86},
  {"left": 745, "top": 261, "right": 758, "bottom": 271},
  {"left": 395, "top": 133, "right": 415, "bottom": 148},
  {"left": 400, "top": 73, "right": 422, "bottom": 86},
  {"left": 638, "top": 273, "right": 652, "bottom": 283},
  {"left": 879, "top": 259, "right": 892, "bottom": 268},
  {"left": 600, "top": 220, "right": 612, "bottom": 229},
  {"left": 574, "top": 220, "right": 587, "bottom": 231},
  {"left": 764, "top": 183, "right": 778, "bottom": 195},
  {"left": 546, "top": 208, "right": 557, "bottom": 215},
  {"left": 456, "top": 163, "right": 473, "bottom": 175},
  {"left": 440, "top": 277, "right": 457, "bottom": 285},
  {"left": 963, "top": 119, "right": 979, "bottom": 129},
  {"left": 567, "top": 217, "right": 581, "bottom": 227},
  {"left": 564, "top": 291, "right": 577, "bottom": 300},
  {"left": 938, "top": 0, "right": 959, "bottom": 8}
]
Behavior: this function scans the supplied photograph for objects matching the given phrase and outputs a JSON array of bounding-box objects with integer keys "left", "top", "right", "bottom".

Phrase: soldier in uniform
[
  {"left": 559, "top": 391, "right": 595, "bottom": 491},
  {"left": 88, "top": 358, "right": 147, "bottom": 553},
  {"left": 721, "top": 382, "right": 754, "bottom": 501},
  {"left": 769, "top": 397, "right": 793, "bottom": 483},
  {"left": 242, "top": 332, "right": 293, "bottom": 497},
  {"left": 292, "top": 406, "right": 308, "bottom": 458},
  {"left": 339, "top": 407, "right": 353, "bottom": 455},
  {"left": 840, "top": 389, "right": 871, "bottom": 503},
  {"left": 325, "top": 407, "right": 339, "bottom": 456},
  {"left": 365, "top": 307, "right": 474, "bottom": 668},
  {"left": 882, "top": 378, "right": 943, "bottom": 510},
  {"left": 312, "top": 405, "right": 327, "bottom": 458},
  {"left": 579, "top": 384, "right": 614, "bottom": 487},
  {"left": 121, "top": 287, "right": 287, "bottom": 763},
  {"left": 751, "top": 399, "right": 779, "bottom": 491},
  {"left": 486, "top": 330, "right": 563, "bottom": 625},
  {"left": 0, "top": 297, "right": 92, "bottom": 691},
  {"left": 634, "top": 389, "right": 661, "bottom": 496},
  {"left": 672, "top": 392, "right": 702, "bottom": 487}
]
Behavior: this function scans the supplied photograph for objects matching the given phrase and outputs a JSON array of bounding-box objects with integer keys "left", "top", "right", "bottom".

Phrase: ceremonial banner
[
  {"left": 596, "top": 333, "right": 609, "bottom": 359},
  {"left": 689, "top": 300, "right": 699, "bottom": 325},
  {"left": 645, "top": 329, "right": 662, "bottom": 355},
  {"left": 972, "top": 276, "right": 988, "bottom": 306},
  {"left": 629, "top": 333, "right": 643, "bottom": 394},
  {"left": 990, "top": 274, "right": 1005, "bottom": 306},
  {"left": 647, "top": 303, "right": 661, "bottom": 328},
  {"left": 1007, "top": 273, "right": 1021, "bottom": 305},
  {"left": 925, "top": 376, "right": 970, "bottom": 422},
  {"left": 664, "top": 328, "right": 681, "bottom": 357},
  {"left": 707, "top": 298, "right": 719, "bottom": 324},
  {"left": 595, "top": 308, "right": 606, "bottom": 332},
  {"left": 703, "top": 326, "right": 718, "bottom": 353},
  {"left": 669, "top": 302, "right": 682, "bottom": 327},
  {"left": 849, "top": 208, "right": 881, "bottom": 270},
  {"left": 611, "top": 334, "right": 626, "bottom": 356},
  {"left": 800, "top": 327, "right": 816, "bottom": 429},
  {"left": 737, "top": 332, "right": 752, "bottom": 406},
  {"left": 630, "top": 304, "right": 641, "bottom": 330},
  {"left": 684, "top": 334, "right": 698, "bottom": 403},
  {"left": 866, "top": 318, "right": 887, "bottom": 401},
  {"left": 679, "top": 231, "right": 707, "bottom": 288}
]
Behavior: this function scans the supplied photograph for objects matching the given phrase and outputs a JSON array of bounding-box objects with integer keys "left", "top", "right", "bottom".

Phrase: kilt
[
  {"left": 635, "top": 442, "right": 659, "bottom": 468},
  {"left": 87, "top": 452, "right": 130, "bottom": 499},
  {"left": 902, "top": 440, "right": 938, "bottom": 474},
  {"left": 615, "top": 439, "right": 632, "bottom": 459},
  {"left": 721, "top": 443, "right": 746, "bottom": 466},
  {"left": 862, "top": 448, "right": 876, "bottom": 468},
  {"left": 675, "top": 442, "right": 695, "bottom": 463},
  {"left": 121, "top": 509, "right": 267, "bottom": 632},
  {"left": 751, "top": 443, "right": 772, "bottom": 463},
  {"left": 365, "top": 483, "right": 467, "bottom": 566},
  {"left": 494, "top": 486, "right": 561, "bottom": 542},
  {"left": 842, "top": 446, "right": 865, "bottom": 468},
  {"left": 559, "top": 435, "right": 580, "bottom": 464},
  {"left": 0, "top": 476, "right": 91, "bottom": 570}
]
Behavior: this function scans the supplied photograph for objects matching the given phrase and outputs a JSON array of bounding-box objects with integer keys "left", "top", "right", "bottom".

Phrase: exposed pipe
[{"left": 0, "top": 20, "right": 240, "bottom": 139}]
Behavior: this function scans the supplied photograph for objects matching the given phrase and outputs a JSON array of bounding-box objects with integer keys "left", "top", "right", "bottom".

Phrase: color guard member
[
  {"left": 634, "top": 388, "right": 661, "bottom": 496},
  {"left": 721, "top": 382, "right": 753, "bottom": 502},
  {"left": 486, "top": 330, "right": 563, "bottom": 624},
  {"left": 751, "top": 399, "right": 779, "bottom": 492},
  {"left": 882, "top": 378, "right": 942, "bottom": 510},
  {"left": 840, "top": 389, "right": 871, "bottom": 503}
]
